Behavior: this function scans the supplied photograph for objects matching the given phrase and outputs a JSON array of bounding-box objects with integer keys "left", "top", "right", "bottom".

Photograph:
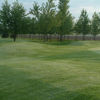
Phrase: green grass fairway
[{"left": 1, "top": 38, "right": 100, "bottom": 100}]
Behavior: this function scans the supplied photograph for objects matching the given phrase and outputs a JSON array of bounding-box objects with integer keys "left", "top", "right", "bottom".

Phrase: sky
[{"left": 0, "top": 0, "right": 100, "bottom": 19}]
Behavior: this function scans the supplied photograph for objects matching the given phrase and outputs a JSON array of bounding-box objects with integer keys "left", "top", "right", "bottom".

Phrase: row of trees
[
  {"left": 0, "top": 0, "right": 100, "bottom": 41},
  {"left": 75, "top": 10, "right": 100, "bottom": 40}
]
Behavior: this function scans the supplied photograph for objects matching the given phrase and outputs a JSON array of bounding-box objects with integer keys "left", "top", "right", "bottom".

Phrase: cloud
[
  {"left": 69, "top": 0, "right": 100, "bottom": 19},
  {"left": 70, "top": 6, "right": 100, "bottom": 19}
]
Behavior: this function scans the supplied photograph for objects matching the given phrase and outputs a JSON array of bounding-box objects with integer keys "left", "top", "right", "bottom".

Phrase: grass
[{"left": 0, "top": 38, "right": 100, "bottom": 100}]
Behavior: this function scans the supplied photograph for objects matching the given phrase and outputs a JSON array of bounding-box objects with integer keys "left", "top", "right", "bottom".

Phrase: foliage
[
  {"left": 0, "top": 0, "right": 11, "bottom": 37},
  {"left": 30, "top": 0, "right": 56, "bottom": 40},
  {"left": 10, "top": 0, "right": 26, "bottom": 41},
  {"left": 57, "top": 0, "right": 73, "bottom": 41},
  {"left": 75, "top": 9, "right": 90, "bottom": 39},
  {"left": 0, "top": 0, "right": 100, "bottom": 41},
  {"left": 91, "top": 12, "right": 100, "bottom": 39}
]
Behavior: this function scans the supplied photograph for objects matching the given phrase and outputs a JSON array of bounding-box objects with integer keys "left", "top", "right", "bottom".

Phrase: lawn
[{"left": 0, "top": 38, "right": 100, "bottom": 100}]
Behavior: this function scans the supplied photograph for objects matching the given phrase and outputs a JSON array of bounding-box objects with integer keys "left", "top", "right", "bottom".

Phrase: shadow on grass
[
  {"left": 43, "top": 50, "right": 100, "bottom": 61},
  {"left": 32, "top": 40, "right": 84, "bottom": 46},
  {"left": 0, "top": 38, "right": 84, "bottom": 47},
  {"left": 0, "top": 38, "right": 13, "bottom": 44},
  {"left": 0, "top": 38, "right": 33, "bottom": 44},
  {"left": 0, "top": 65, "right": 99, "bottom": 100}
]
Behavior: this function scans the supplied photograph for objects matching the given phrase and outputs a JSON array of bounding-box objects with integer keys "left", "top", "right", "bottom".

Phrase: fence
[{"left": 17, "top": 34, "right": 100, "bottom": 40}]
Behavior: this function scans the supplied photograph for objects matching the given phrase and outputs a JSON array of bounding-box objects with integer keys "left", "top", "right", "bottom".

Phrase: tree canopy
[
  {"left": 0, "top": 0, "right": 100, "bottom": 41},
  {"left": 75, "top": 9, "right": 90, "bottom": 40}
]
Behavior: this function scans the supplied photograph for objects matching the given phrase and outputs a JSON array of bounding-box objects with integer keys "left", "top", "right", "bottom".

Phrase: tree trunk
[
  {"left": 43, "top": 35, "right": 45, "bottom": 41},
  {"left": 93, "top": 35, "right": 96, "bottom": 40},
  {"left": 59, "top": 34, "right": 63, "bottom": 42},
  {"left": 67, "top": 35, "right": 69, "bottom": 40},
  {"left": 82, "top": 35, "right": 85, "bottom": 40},
  {"left": 43, "top": 35, "right": 48, "bottom": 41},
  {"left": 13, "top": 34, "right": 17, "bottom": 42},
  {"left": 75, "top": 35, "right": 77, "bottom": 40},
  {"left": 49, "top": 34, "right": 52, "bottom": 41},
  {"left": 46, "top": 34, "right": 49, "bottom": 41},
  {"left": 40, "top": 34, "right": 43, "bottom": 40}
]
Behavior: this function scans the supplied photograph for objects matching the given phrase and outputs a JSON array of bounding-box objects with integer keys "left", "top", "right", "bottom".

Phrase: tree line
[{"left": 0, "top": 0, "right": 100, "bottom": 42}]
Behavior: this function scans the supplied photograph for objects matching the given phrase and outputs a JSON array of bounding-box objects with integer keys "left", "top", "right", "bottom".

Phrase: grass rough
[{"left": 0, "top": 38, "right": 100, "bottom": 100}]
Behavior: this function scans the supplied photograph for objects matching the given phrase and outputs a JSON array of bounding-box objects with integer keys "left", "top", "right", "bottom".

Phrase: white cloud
[
  {"left": 70, "top": 6, "right": 100, "bottom": 19},
  {"left": 69, "top": 0, "right": 100, "bottom": 19}
]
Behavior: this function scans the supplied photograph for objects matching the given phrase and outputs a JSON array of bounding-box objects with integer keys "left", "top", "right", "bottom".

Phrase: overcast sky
[{"left": 0, "top": 0, "right": 100, "bottom": 19}]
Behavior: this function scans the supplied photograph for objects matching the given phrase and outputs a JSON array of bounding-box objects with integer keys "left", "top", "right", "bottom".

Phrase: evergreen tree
[
  {"left": 75, "top": 9, "right": 90, "bottom": 40},
  {"left": 91, "top": 12, "right": 100, "bottom": 40},
  {"left": 57, "top": 0, "right": 73, "bottom": 41}
]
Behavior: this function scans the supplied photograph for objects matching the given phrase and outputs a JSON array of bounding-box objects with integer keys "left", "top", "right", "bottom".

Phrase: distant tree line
[{"left": 0, "top": 0, "right": 100, "bottom": 42}]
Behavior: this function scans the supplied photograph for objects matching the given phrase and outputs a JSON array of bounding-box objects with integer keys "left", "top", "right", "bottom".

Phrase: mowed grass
[{"left": 0, "top": 38, "right": 100, "bottom": 100}]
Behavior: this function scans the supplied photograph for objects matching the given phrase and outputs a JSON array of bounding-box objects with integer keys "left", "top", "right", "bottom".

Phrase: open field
[{"left": 0, "top": 38, "right": 100, "bottom": 100}]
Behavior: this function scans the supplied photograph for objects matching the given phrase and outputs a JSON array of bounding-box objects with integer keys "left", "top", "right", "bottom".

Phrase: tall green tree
[
  {"left": 39, "top": 0, "right": 56, "bottom": 40},
  {"left": 30, "top": 2, "right": 40, "bottom": 34},
  {"left": 75, "top": 9, "right": 90, "bottom": 40},
  {"left": 30, "top": 0, "right": 56, "bottom": 40},
  {"left": 30, "top": 2, "right": 40, "bottom": 20},
  {"left": 57, "top": 0, "right": 73, "bottom": 41},
  {"left": 0, "top": 0, "right": 11, "bottom": 37},
  {"left": 91, "top": 12, "right": 100, "bottom": 40},
  {"left": 10, "top": 0, "right": 26, "bottom": 42}
]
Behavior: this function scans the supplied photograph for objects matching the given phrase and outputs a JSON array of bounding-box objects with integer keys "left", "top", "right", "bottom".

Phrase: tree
[
  {"left": 0, "top": 0, "right": 11, "bottom": 38},
  {"left": 30, "top": 2, "right": 40, "bottom": 34},
  {"left": 10, "top": 0, "right": 26, "bottom": 42},
  {"left": 75, "top": 9, "right": 90, "bottom": 40},
  {"left": 40, "top": 0, "right": 56, "bottom": 40},
  {"left": 30, "top": 0, "right": 56, "bottom": 41},
  {"left": 20, "top": 17, "right": 35, "bottom": 35},
  {"left": 91, "top": 12, "right": 100, "bottom": 40},
  {"left": 57, "top": 0, "right": 73, "bottom": 41},
  {"left": 0, "top": 23, "right": 3, "bottom": 36}
]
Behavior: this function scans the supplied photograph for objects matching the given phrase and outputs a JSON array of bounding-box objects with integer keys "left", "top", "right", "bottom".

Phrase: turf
[{"left": 0, "top": 38, "right": 100, "bottom": 100}]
